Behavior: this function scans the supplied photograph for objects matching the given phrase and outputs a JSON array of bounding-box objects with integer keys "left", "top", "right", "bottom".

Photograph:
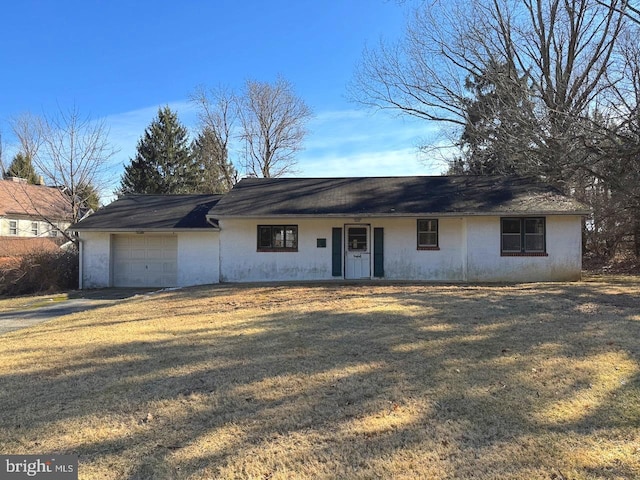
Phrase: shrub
[{"left": 0, "top": 248, "right": 78, "bottom": 296}]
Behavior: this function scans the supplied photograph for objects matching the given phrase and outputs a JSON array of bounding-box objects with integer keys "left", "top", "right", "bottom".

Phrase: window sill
[
  {"left": 501, "top": 252, "right": 548, "bottom": 257},
  {"left": 257, "top": 248, "right": 298, "bottom": 253},
  {"left": 417, "top": 246, "right": 440, "bottom": 251}
]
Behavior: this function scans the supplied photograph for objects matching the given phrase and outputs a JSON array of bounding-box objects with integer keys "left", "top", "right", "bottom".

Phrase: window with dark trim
[
  {"left": 31, "top": 222, "right": 39, "bottom": 236},
  {"left": 501, "top": 217, "right": 546, "bottom": 255},
  {"left": 417, "top": 219, "right": 439, "bottom": 249},
  {"left": 257, "top": 225, "right": 298, "bottom": 251}
]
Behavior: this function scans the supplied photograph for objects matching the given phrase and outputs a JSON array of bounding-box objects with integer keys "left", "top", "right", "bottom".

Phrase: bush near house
[{"left": 0, "top": 239, "right": 78, "bottom": 296}]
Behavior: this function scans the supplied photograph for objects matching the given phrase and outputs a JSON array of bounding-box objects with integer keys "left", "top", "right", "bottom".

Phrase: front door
[{"left": 345, "top": 225, "right": 371, "bottom": 279}]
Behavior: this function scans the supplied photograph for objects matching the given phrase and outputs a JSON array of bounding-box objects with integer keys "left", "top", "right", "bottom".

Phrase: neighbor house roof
[
  {"left": 208, "top": 176, "right": 589, "bottom": 217},
  {"left": 0, "top": 178, "right": 71, "bottom": 220},
  {"left": 71, "top": 194, "right": 223, "bottom": 231}
]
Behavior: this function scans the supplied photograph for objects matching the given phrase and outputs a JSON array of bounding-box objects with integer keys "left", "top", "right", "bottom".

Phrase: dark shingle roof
[
  {"left": 208, "top": 176, "right": 588, "bottom": 217},
  {"left": 71, "top": 194, "right": 222, "bottom": 231}
]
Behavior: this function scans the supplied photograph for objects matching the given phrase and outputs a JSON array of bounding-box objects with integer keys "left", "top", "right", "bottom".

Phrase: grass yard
[{"left": 0, "top": 279, "right": 639, "bottom": 479}]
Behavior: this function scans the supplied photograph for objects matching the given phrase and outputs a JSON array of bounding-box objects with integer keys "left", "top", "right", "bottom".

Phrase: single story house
[{"left": 72, "top": 176, "right": 589, "bottom": 288}]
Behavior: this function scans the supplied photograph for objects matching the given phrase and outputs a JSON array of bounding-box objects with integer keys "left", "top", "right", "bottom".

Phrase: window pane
[
  {"left": 348, "top": 227, "right": 367, "bottom": 251},
  {"left": 502, "top": 219, "right": 521, "bottom": 234},
  {"left": 273, "top": 226, "right": 285, "bottom": 247},
  {"left": 525, "top": 234, "right": 544, "bottom": 252},
  {"left": 418, "top": 219, "right": 437, "bottom": 232},
  {"left": 419, "top": 232, "right": 437, "bottom": 246},
  {"left": 525, "top": 218, "right": 544, "bottom": 234},
  {"left": 502, "top": 234, "right": 521, "bottom": 251},
  {"left": 258, "top": 226, "right": 272, "bottom": 248},
  {"left": 285, "top": 227, "right": 297, "bottom": 248}
]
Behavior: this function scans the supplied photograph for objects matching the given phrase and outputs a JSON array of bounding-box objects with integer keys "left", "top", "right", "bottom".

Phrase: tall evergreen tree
[
  {"left": 191, "top": 126, "right": 236, "bottom": 193},
  {"left": 4, "top": 152, "right": 39, "bottom": 184},
  {"left": 452, "top": 60, "right": 539, "bottom": 176},
  {"left": 120, "top": 107, "right": 198, "bottom": 194}
]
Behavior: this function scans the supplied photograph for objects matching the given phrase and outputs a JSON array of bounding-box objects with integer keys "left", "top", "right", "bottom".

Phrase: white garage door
[{"left": 112, "top": 235, "right": 177, "bottom": 287}]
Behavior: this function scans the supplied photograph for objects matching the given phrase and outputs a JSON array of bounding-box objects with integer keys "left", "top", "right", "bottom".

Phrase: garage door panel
[{"left": 112, "top": 235, "right": 177, "bottom": 287}]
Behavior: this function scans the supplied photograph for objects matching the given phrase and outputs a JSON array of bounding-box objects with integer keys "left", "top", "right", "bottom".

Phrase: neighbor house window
[
  {"left": 31, "top": 222, "right": 39, "bottom": 236},
  {"left": 257, "top": 225, "right": 298, "bottom": 251},
  {"left": 49, "top": 228, "right": 58, "bottom": 237},
  {"left": 9, "top": 220, "right": 17, "bottom": 235},
  {"left": 417, "top": 219, "right": 439, "bottom": 249},
  {"left": 501, "top": 217, "right": 546, "bottom": 255}
]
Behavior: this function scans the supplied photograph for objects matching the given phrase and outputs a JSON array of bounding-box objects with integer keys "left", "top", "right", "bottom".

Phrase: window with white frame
[
  {"left": 31, "top": 222, "right": 39, "bottom": 236},
  {"left": 9, "top": 220, "right": 17, "bottom": 235}
]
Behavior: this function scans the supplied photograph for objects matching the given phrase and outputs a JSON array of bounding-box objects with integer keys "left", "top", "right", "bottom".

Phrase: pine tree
[
  {"left": 191, "top": 126, "right": 236, "bottom": 193},
  {"left": 454, "top": 60, "right": 538, "bottom": 176},
  {"left": 120, "top": 107, "right": 198, "bottom": 194},
  {"left": 4, "top": 153, "right": 39, "bottom": 184}
]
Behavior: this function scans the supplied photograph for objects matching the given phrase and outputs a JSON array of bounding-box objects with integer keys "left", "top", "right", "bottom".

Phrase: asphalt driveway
[{"left": 0, "top": 288, "right": 157, "bottom": 335}]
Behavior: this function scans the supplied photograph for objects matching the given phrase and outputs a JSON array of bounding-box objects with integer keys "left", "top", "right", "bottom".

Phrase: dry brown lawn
[{"left": 1, "top": 278, "right": 639, "bottom": 479}]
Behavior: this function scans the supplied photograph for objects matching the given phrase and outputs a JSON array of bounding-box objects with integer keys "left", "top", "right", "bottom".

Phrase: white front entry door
[{"left": 345, "top": 225, "right": 371, "bottom": 279}]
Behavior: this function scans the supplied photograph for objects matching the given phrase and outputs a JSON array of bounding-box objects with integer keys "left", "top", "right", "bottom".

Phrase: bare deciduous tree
[
  {"left": 10, "top": 107, "right": 117, "bottom": 242},
  {"left": 350, "top": 0, "right": 633, "bottom": 180},
  {"left": 238, "top": 77, "right": 312, "bottom": 178},
  {"left": 190, "top": 85, "right": 238, "bottom": 191}
]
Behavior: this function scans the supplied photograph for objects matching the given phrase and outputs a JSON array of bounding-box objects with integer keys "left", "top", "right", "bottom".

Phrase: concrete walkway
[{"left": 0, "top": 288, "right": 157, "bottom": 335}]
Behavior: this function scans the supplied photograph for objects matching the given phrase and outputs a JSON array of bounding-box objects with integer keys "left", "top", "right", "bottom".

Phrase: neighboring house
[
  {"left": 72, "top": 176, "right": 589, "bottom": 288},
  {"left": 0, "top": 178, "right": 72, "bottom": 239}
]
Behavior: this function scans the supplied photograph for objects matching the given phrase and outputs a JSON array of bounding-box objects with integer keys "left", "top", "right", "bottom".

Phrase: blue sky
[{"left": 0, "top": 0, "right": 447, "bottom": 193}]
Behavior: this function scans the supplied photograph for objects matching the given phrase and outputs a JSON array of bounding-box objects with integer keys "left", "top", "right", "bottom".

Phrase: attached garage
[
  {"left": 112, "top": 234, "right": 177, "bottom": 287},
  {"left": 73, "top": 194, "right": 222, "bottom": 289}
]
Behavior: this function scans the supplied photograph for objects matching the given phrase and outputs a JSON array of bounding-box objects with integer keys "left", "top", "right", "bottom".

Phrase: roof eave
[
  {"left": 72, "top": 227, "right": 220, "bottom": 233},
  {"left": 211, "top": 210, "right": 590, "bottom": 219}
]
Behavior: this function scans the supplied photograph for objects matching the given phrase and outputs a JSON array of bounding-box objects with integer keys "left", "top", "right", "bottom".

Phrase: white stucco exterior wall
[
  {"left": 79, "top": 215, "right": 583, "bottom": 287},
  {"left": 79, "top": 231, "right": 220, "bottom": 288},
  {"left": 219, "top": 218, "right": 336, "bottom": 282},
  {"left": 177, "top": 232, "right": 219, "bottom": 286},
  {"left": 79, "top": 232, "right": 111, "bottom": 288},
  {"left": 374, "top": 217, "right": 465, "bottom": 281},
  {"left": 466, "top": 215, "right": 583, "bottom": 282},
  {"left": 220, "top": 217, "right": 468, "bottom": 282},
  {"left": 220, "top": 215, "right": 582, "bottom": 283}
]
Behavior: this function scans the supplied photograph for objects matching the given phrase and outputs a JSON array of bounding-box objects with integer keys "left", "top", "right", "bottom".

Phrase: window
[
  {"left": 417, "top": 219, "right": 439, "bottom": 249},
  {"left": 9, "top": 220, "right": 17, "bottom": 236},
  {"left": 501, "top": 217, "right": 546, "bottom": 255},
  {"left": 31, "top": 222, "right": 39, "bottom": 236},
  {"left": 257, "top": 225, "right": 298, "bottom": 251},
  {"left": 49, "top": 228, "right": 58, "bottom": 237},
  {"left": 347, "top": 227, "right": 368, "bottom": 251}
]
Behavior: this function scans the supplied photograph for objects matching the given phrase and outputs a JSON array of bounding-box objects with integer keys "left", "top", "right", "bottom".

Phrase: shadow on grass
[{"left": 0, "top": 282, "right": 639, "bottom": 479}]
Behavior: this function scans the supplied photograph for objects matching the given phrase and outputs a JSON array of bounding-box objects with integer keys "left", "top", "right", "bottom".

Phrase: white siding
[{"left": 1, "top": 217, "right": 68, "bottom": 237}]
